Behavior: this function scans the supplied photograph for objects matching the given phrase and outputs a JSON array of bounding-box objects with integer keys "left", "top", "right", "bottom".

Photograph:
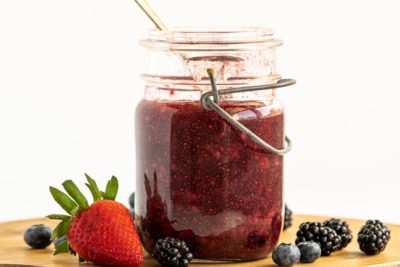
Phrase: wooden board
[{"left": 0, "top": 215, "right": 399, "bottom": 267}]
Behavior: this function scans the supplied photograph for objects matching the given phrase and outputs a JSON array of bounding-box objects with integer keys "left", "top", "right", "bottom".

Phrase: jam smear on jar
[{"left": 135, "top": 99, "right": 284, "bottom": 260}]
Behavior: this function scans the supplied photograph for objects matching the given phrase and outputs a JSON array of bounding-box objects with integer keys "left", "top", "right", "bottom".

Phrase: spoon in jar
[
  {"left": 134, "top": 0, "right": 192, "bottom": 62},
  {"left": 133, "top": 0, "right": 215, "bottom": 79},
  {"left": 134, "top": 0, "right": 168, "bottom": 31}
]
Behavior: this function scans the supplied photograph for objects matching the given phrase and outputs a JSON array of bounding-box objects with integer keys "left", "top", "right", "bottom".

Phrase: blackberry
[
  {"left": 153, "top": 237, "right": 193, "bottom": 267},
  {"left": 323, "top": 218, "right": 353, "bottom": 249},
  {"left": 295, "top": 222, "right": 342, "bottom": 256},
  {"left": 284, "top": 204, "right": 293, "bottom": 231},
  {"left": 358, "top": 220, "right": 391, "bottom": 255}
]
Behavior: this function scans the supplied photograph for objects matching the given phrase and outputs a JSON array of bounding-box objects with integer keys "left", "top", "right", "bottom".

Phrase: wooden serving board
[{"left": 0, "top": 215, "right": 399, "bottom": 267}]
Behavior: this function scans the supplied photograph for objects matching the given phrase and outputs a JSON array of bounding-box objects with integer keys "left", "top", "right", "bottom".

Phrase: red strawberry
[{"left": 48, "top": 174, "right": 144, "bottom": 267}]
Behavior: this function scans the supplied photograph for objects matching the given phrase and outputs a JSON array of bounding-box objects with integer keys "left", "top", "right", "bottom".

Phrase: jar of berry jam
[{"left": 135, "top": 27, "right": 294, "bottom": 261}]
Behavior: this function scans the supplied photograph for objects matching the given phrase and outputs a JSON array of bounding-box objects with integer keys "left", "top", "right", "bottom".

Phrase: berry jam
[{"left": 135, "top": 99, "right": 284, "bottom": 260}]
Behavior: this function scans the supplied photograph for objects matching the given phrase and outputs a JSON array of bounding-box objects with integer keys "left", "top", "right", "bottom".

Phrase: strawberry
[{"left": 48, "top": 174, "right": 144, "bottom": 267}]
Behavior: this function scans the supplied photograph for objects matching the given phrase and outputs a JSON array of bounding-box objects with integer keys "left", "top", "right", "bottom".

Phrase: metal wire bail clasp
[{"left": 200, "top": 69, "right": 295, "bottom": 156}]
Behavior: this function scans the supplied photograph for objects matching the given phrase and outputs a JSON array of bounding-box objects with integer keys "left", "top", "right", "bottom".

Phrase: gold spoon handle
[{"left": 134, "top": 0, "right": 168, "bottom": 31}]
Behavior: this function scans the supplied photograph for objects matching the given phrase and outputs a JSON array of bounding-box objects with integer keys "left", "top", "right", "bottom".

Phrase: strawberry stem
[
  {"left": 102, "top": 176, "right": 119, "bottom": 201},
  {"left": 84, "top": 173, "right": 102, "bottom": 201},
  {"left": 50, "top": 186, "right": 78, "bottom": 215},
  {"left": 70, "top": 206, "right": 81, "bottom": 216},
  {"left": 62, "top": 180, "right": 89, "bottom": 209},
  {"left": 47, "top": 214, "right": 71, "bottom": 221},
  {"left": 54, "top": 239, "right": 69, "bottom": 255},
  {"left": 51, "top": 217, "right": 72, "bottom": 240}
]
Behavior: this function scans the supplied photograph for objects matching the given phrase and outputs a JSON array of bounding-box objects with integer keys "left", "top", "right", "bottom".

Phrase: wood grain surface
[{"left": 0, "top": 215, "right": 399, "bottom": 267}]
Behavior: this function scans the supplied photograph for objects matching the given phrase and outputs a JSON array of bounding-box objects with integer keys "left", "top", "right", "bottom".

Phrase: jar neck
[
  {"left": 143, "top": 83, "right": 277, "bottom": 102},
  {"left": 140, "top": 27, "right": 283, "bottom": 96}
]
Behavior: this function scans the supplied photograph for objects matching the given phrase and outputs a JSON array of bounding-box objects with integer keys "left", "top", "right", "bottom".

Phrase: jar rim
[{"left": 140, "top": 27, "right": 283, "bottom": 51}]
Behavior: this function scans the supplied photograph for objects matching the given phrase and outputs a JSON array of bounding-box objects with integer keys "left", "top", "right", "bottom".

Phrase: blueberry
[
  {"left": 297, "top": 241, "right": 321, "bottom": 263},
  {"left": 272, "top": 243, "right": 300, "bottom": 266},
  {"left": 129, "top": 208, "right": 140, "bottom": 232},
  {"left": 129, "top": 208, "right": 135, "bottom": 220},
  {"left": 129, "top": 192, "right": 135, "bottom": 209},
  {"left": 54, "top": 235, "right": 67, "bottom": 247},
  {"left": 24, "top": 224, "right": 52, "bottom": 249}
]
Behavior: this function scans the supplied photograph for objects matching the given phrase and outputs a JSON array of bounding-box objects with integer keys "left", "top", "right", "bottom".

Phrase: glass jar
[{"left": 135, "top": 27, "right": 291, "bottom": 260}]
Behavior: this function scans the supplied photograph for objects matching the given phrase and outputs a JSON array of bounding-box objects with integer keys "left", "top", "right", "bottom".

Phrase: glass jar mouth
[
  {"left": 142, "top": 74, "right": 282, "bottom": 91},
  {"left": 140, "top": 27, "right": 283, "bottom": 51}
]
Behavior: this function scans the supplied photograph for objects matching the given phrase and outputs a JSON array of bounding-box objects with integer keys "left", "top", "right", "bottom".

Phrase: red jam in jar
[{"left": 135, "top": 27, "right": 289, "bottom": 260}]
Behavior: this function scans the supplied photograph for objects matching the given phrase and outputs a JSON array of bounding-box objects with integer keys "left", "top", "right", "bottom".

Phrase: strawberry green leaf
[
  {"left": 62, "top": 180, "right": 89, "bottom": 209},
  {"left": 54, "top": 239, "right": 69, "bottom": 255},
  {"left": 47, "top": 214, "right": 71, "bottom": 221},
  {"left": 70, "top": 206, "right": 81, "bottom": 216},
  {"left": 84, "top": 173, "right": 102, "bottom": 201},
  {"left": 51, "top": 217, "right": 71, "bottom": 241},
  {"left": 102, "top": 176, "right": 119, "bottom": 200},
  {"left": 79, "top": 256, "right": 86, "bottom": 263},
  {"left": 50, "top": 186, "right": 78, "bottom": 215}
]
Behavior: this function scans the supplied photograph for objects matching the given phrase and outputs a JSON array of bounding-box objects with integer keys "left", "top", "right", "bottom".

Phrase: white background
[{"left": 0, "top": 0, "right": 399, "bottom": 224}]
